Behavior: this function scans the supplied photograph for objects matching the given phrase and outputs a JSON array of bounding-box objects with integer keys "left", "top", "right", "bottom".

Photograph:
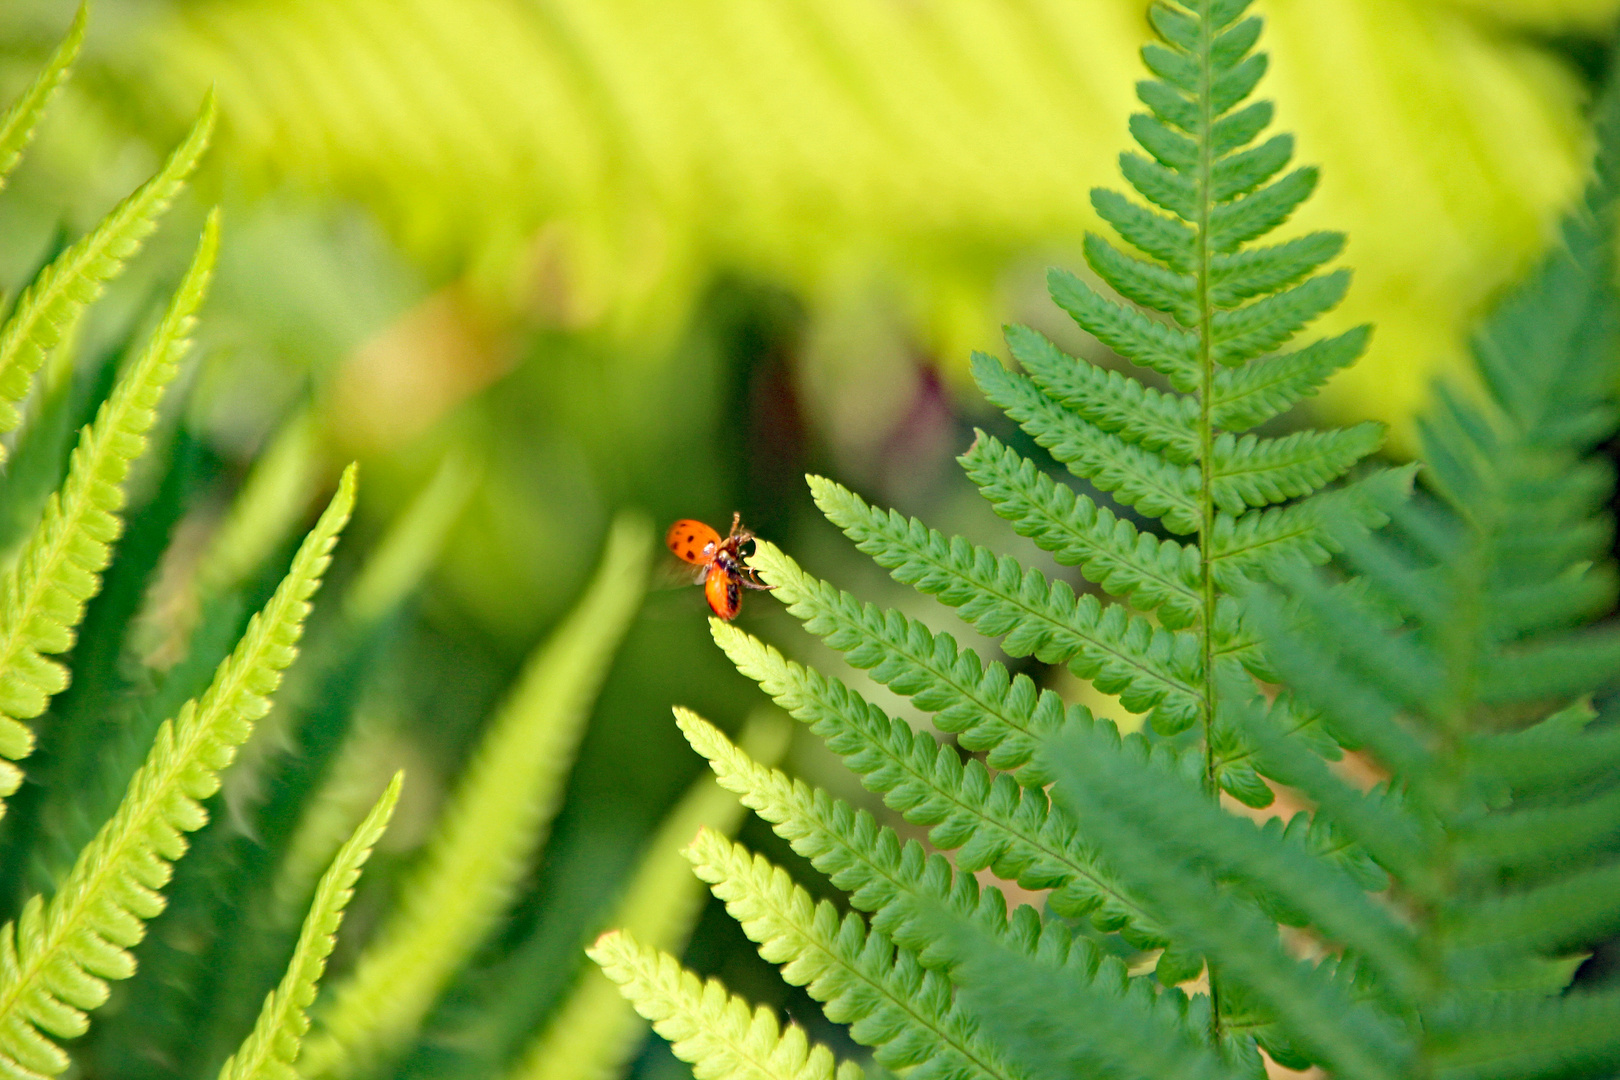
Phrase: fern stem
[{"left": 1192, "top": 0, "right": 1225, "bottom": 1052}]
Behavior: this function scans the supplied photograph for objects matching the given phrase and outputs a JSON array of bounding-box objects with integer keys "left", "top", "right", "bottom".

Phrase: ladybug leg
[{"left": 737, "top": 566, "right": 774, "bottom": 590}]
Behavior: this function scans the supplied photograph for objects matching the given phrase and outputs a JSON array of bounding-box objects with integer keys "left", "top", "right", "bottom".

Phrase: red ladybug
[{"left": 666, "top": 512, "right": 772, "bottom": 620}]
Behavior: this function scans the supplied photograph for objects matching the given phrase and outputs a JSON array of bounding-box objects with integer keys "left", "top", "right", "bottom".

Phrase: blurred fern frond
[
  {"left": 0, "top": 209, "right": 217, "bottom": 814},
  {"left": 0, "top": 468, "right": 355, "bottom": 1079},
  {"left": 138, "top": 0, "right": 1590, "bottom": 436},
  {"left": 0, "top": 3, "right": 82, "bottom": 193},
  {"left": 0, "top": 94, "right": 214, "bottom": 441},
  {"left": 298, "top": 514, "right": 653, "bottom": 1079},
  {"left": 216, "top": 773, "right": 401, "bottom": 1080}
]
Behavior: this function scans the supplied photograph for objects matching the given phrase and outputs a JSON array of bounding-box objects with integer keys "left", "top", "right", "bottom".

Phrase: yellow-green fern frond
[
  {"left": 216, "top": 772, "right": 403, "bottom": 1080},
  {"left": 0, "top": 4, "right": 85, "bottom": 192},
  {"left": 0, "top": 467, "right": 355, "bottom": 1080},
  {"left": 0, "top": 212, "right": 219, "bottom": 816},
  {"left": 341, "top": 450, "right": 478, "bottom": 629},
  {"left": 589, "top": 929, "right": 863, "bottom": 1080},
  {"left": 299, "top": 513, "right": 652, "bottom": 1078},
  {"left": 195, "top": 407, "right": 321, "bottom": 598},
  {"left": 507, "top": 712, "right": 793, "bottom": 1080},
  {"left": 0, "top": 93, "right": 215, "bottom": 442}
]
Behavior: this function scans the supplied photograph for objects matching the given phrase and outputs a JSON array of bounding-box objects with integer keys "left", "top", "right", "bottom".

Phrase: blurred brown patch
[{"left": 332, "top": 289, "right": 514, "bottom": 453}]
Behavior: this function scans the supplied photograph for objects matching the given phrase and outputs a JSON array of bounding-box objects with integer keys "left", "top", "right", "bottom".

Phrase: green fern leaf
[
  {"left": 0, "top": 213, "right": 219, "bottom": 811},
  {"left": 960, "top": 433, "right": 1201, "bottom": 627},
  {"left": 1208, "top": 423, "right": 1383, "bottom": 513},
  {"left": 0, "top": 5, "right": 86, "bottom": 192},
  {"left": 298, "top": 514, "right": 651, "bottom": 1078},
  {"left": 711, "top": 623, "right": 1161, "bottom": 943},
  {"left": 925, "top": 905, "right": 1242, "bottom": 1080},
  {"left": 810, "top": 478, "right": 1203, "bottom": 730},
  {"left": 1042, "top": 724, "right": 1412, "bottom": 1080},
  {"left": 0, "top": 96, "right": 215, "bottom": 442},
  {"left": 215, "top": 773, "right": 402, "bottom": 1080},
  {"left": 973, "top": 356, "right": 1202, "bottom": 530},
  {"left": 1044, "top": 717, "right": 1420, "bottom": 999},
  {"left": 675, "top": 709, "right": 1013, "bottom": 961},
  {"left": 685, "top": 830, "right": 1022, "bottom": 1080},
  {"left": 0, "top": 467, "right": 355, "bottom": 1079},
  {"left": 1426, "top": 993, "right": 1620, "bottom": 1080},
  {"left": 1208, "top": 325, "right": 1368, "bottom": 431},
  {"left": 588, "top": 930, "right": 864, "bottom": 1080},
  {"left": 752, "top": 542, "right": 1071, "bottom": 780},
  {"left": 1005, "top": 319, "right": 1199, "bottom": 460},
  {"left": 1080, "top": 236, "right": 1197, "bottom": 325},
  {"left": 1045, "top": 270, "right": 1198, "bottom": 389},
  {"left": 1207, "top": 466, "right": 1415, "bottom": 587}
]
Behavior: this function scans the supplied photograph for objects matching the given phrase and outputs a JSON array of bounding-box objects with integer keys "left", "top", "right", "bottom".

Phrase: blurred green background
[{"left": 0, "top": 1, "right": 1616, "bottom": 1077}]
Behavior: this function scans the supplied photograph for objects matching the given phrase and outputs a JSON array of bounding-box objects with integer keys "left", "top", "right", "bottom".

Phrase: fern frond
[
  {"left": 1426, "top": 992, "right": 1620, "bottom": 1080},
  {"left": 0, "top": 96, "right": 215, "bottom": 441},
  {"left": 505, "top": 715, "right": 788, "bottom": 1080},
  {"left": 195, "top": 407, "right": 321, "bottom": 598},
  {"left": 751, "top": 543, "right": 1071, "bottom": 780},
  {"left": 0, "top": 212, "right": 219, "bottom": 812},
  {"left": 0, "top": 467, "right": 355, "bottom": 1079},
  {"left": 1041, "top": 722, "right": 1413, "bottom": 1080},
  {"left": 1006, "top": 321, "right": 1199, "bottom": 459},
  {"left": 960, "top": 433, "right": 1202, "bottom": 627},
  {"left": 1207, "top": 466, "right": 1416, "bottom": 586},
  {"left": 971, "top": 356, "right": 1201, "bottom": 532},
  {"left": 1043, "top": 716, "right": 1420, "bottom": 999},
  {"left": 685, "top": 830, "right": 1022, "bottom": 1080},
  {"left": 0, "top": 5, "right": 86, "bottom": 192},
  {"left": 298, "top": 514, "right": 652, "bottom": 1078},
  {"left": 1208, "top": 423, "right": 1383, "bottom": 513},
  {"left": 712, "top": 622, "right": 1161, "bottom": 943},
  {"left": 215, "top": 773, "right": 402, "bottom": 1080},
  {"left": 810, "top": 478, "right": 1203, "bottom": 731},
  {"left": 674, "top": 709, "right": 1011, "bottom": 961},
  {"left": 925, "top": 904, "right": 1242, "bottom": 1080},
  {"left": 587, "top": 930, "right": 863, "bottom": 1080}
]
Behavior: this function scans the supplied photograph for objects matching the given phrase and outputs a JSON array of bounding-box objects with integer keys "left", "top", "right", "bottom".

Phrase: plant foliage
[
  {"left": 0, "top": 13, "right": 725, "bottom": 1080},
  {"left": 595, "top": 2, "right": 1620, "bottom": 1079}
]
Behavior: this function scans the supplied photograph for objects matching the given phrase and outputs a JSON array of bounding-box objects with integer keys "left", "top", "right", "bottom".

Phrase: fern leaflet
[
  {"left": 215, "top": 773, "right": 401, "bottom": 1080},
  {"left": 588, "top": 930, "right": 864, "bottom": 1080},
  {"left": 0, "top": 96, "right": 215, "bottom": 441},
  {"left": 0, "top": 5, "right": 85, "bottom": 193}
]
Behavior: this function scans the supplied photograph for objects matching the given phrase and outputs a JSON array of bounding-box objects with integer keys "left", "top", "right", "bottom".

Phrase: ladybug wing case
[{"left": 704, "top": 566, "right": 743, "bottom": 619}]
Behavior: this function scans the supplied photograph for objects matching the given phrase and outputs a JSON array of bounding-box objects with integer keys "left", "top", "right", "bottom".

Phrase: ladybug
[{"left": 666, "top": 512, "right": 773, "bottom": 620}]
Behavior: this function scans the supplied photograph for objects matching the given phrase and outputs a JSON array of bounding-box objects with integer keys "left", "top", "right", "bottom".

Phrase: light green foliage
[
  {"left": 0, "top": 4, "right": 84, "bottom": 193},
  {"left": 588, "top": 929, "right": 864, "bottom": 1080},
  {"left": 506, "top": 714, "right": 788, "bottom": 1080},
  {"left": 144, "top": 0, "right": 1592, "bottom": 446},
  {"left": 0, "top": 211, "right": 219, "bottom": 811},
  {"left": 0, "top": 469, "right": 355, "bottom": 1079},
  {"left": 685, "top": 829, "right": 1019, "bottom": 1080},
  {"left": 299, "top": 514, "right": 653, "bottom": 1078},
  {"left": 216, "top": 773, "right": 402, "bottom": 1080},
  {"left": 0, "top": 94, "right": 215, "bottom": 441}
]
